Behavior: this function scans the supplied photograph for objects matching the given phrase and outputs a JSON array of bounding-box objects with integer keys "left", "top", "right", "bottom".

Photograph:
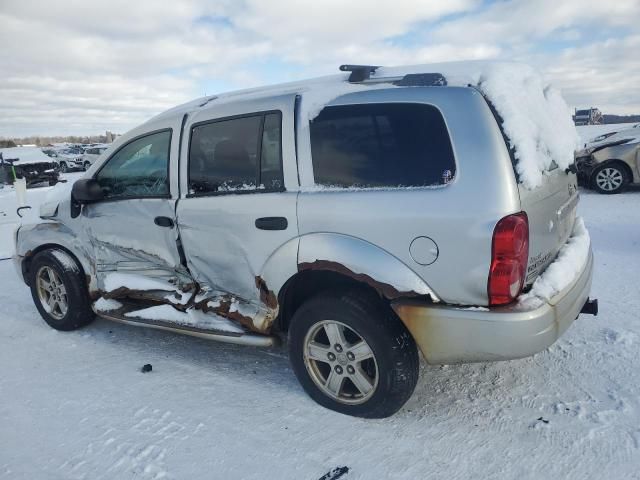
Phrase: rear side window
[
  {"left": 310, "top": 103, "right": 455, "bottom": 188},
  {"left": 188, "top": 112, "right": 283, "bottom": 195}
]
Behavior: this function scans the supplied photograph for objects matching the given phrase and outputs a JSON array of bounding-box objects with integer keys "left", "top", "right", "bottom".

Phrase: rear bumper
[{"left": 392, "top": 249, "right": 594, "bottom": 364}]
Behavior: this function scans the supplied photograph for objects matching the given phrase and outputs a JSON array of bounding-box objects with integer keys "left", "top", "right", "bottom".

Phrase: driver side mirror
[{"left": 71, "top": 178, "right": 105, "bottom": 203}]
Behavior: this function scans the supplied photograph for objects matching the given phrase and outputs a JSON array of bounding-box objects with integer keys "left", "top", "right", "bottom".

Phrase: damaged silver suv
[{"left": 14, "top": 62, "right": 597, "bottom": 418}]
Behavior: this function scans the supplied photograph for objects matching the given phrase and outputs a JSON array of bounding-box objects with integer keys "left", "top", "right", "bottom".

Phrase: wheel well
[
  {"left": 22, "top": 244, "right": 86, "bottom": 286},
  {"left": 592, "top": 160, "right": 633, "bottom": 183},
  {"left": 275, "top": 270, "right": 387, "bottom": 333}
]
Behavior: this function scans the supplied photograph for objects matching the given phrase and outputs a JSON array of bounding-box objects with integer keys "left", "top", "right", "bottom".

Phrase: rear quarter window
[{"left": 310, "top": 103, "right": 455, "bottom": 188}]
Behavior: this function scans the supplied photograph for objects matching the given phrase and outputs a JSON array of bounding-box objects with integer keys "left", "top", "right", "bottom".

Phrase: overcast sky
[{"left": 1, "top": 0, "right": 639, "bottom": 137}]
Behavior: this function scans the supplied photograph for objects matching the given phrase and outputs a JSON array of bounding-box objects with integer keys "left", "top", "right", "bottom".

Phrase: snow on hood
[
  {"left": 584, "top": 127, "right": 640, "bottom": 151},
  {"left": 0, "top": 147, "right": 53, "bottom": 165}
]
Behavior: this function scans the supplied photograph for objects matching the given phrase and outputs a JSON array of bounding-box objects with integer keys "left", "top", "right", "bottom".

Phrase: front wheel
[
  {"left": 288, "top": 291, "right": 419, "bottom": 418},
  {"left": 592, "top": 164, "right": 628, "bottom": 194},
  {"left": 29, "top": 249, "right": 95, "bottom": 331},
  {"left": 83, "top": 161, "right": 91, "bottom": 171},
  {"left": 59, "top": 162, "right": 68, "bottom": 173}
]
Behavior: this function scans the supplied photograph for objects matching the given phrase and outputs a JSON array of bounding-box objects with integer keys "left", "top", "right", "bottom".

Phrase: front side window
[
  {"left": 188, "top": 111, "right": 283, "bottom": 195},
  {"left": 95, "top": 130, "right": 171, "bottom": 198},
  {"left": 310, "top": 103, "right": 456, "bottom": 188}
]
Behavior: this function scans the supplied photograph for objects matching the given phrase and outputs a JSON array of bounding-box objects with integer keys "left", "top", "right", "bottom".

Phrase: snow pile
[
  {"left": 438, "top": 62, "right": 579, "bottom": 189},
  {"left": 94, "top": 298, "right": 123, "bottom": 312},
  {"left": 125, "top": 304, "right": 243, "bottom": 333},
  {"left": 317, "top": 62, "right": 579, "bottom": 190},
  {"left": 519, "top": 217, "right": 591, "bottom": 307},
  {"left": 165, "top": 290, "right": 192, "bottom": 306}
]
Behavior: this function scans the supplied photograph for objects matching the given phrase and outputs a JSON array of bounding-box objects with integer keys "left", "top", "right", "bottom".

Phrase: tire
[
  {"left": 83, "top": 161, "right": 91, "bottom": 171},
  {"left": 59, "top": 162, "right": 68, "bottom": 173},
  {"left": 288, "top": 290, "right": 419, "bottom": 418},
  {"left": 591, "top": 163, "right": 628, "bottom": 194},
  {"left": 29, "top": 249, "right": 95, "bottom": 331}
]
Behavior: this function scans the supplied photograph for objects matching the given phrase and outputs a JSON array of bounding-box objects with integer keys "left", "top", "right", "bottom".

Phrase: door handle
[
  {"left": 154, "top": 216, "right": 174, "bottom": 228},
  {"left": 255, "top": 217, "right": 288, "bottom": 230}
]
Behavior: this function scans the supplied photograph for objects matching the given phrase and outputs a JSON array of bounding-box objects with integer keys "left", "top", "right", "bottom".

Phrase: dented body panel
[
  {"left": 297, "top": 233, "right": 438, "bottom": 301},
  {"left": 175, "top": 94, "right": 300, "bottom": 333},
  {"left": 14, "top": 220, "right": 98, "bottom": 292},
  {"left": 14, "top": 70, "right": 588, "bottom": 362}
]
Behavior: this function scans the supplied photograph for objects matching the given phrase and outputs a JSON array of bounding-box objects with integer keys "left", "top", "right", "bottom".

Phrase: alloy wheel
[
  {"left": 303, "top": 320, "right": 378, "bottom": 405},
  {"left": 595, "top": 167, "right": 624, "bottom": 191},
  {"left": 36, "top": 266, "right": 68, "bottom": 320}
]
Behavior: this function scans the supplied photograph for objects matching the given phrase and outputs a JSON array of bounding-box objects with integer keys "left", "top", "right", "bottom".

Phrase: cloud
[{"left": 0, "top": 0, "right": 638, "bottom": 137}]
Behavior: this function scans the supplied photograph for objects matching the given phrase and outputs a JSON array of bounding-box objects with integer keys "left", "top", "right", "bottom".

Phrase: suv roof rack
[
  {"left": 339, "top": 64, "right": 380, "bottom": 82},
  {"left": 339, "top": 65, "right": 448, "bottom": 87}
]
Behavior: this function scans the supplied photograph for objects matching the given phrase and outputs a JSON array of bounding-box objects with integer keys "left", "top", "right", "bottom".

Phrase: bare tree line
[{"left": 0, "top": 131, "right": 119, "bottom": 148}]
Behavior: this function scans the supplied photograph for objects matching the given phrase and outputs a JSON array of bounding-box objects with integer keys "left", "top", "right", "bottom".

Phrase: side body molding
[{"left": 296, "top": 233, "right": 440, "bottom": 302}]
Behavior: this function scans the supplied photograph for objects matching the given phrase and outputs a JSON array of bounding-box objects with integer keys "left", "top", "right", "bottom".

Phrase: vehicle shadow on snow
[
  {"left": 84, "top": 316, "right": 549, "bottom": 421},
  {"left": 2, "top": 261, "right": 596, "bottom": 422},
  {"left": 83, "top": 316, "right": 302, "bottom": 390}
]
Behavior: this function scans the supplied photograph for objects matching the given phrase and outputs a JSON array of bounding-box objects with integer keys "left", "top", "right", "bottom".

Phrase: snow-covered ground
[{"left": 0, "top": 185, "right": 639, "bottom": 479}]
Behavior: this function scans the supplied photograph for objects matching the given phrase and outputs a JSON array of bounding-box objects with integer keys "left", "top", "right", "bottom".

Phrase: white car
[
  {"left": 56, "top": 151, "right": 84, "bottom": 172},
  {"left": 80, "top": 146, "right": 109, "bottom": 170}
]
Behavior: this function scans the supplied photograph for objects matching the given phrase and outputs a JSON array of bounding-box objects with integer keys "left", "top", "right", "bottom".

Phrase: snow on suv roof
[{"left": 149, "top": 61, "right": 578, "bottom": 190}]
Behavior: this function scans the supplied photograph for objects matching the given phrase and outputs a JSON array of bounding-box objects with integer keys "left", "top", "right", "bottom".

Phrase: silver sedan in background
[{"left": 575, "top": 124, "right": 640, "bottom": 194}]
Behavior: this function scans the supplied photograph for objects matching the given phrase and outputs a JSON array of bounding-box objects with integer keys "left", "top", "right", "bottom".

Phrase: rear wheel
[
  {"left": 288, "top": 291, "right": 419, "bottom": 418},
  {"left": 29, "top": 249, "right": 95, "bottom": 331},
  {"left": 592, "top": 164, "right": 628, "bottom": 194}
]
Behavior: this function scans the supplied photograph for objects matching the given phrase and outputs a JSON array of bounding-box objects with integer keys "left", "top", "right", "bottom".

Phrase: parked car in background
[
  {"left": 0, "top": 147, "right": 60, "bottom": 188},
  {"left": 55, "top": 149, "right": 85, "bottom": 172},
  {"left": 13, "top": 62, "right": 596, "bottom": 418},
  {"left": 575, "top": 124, "right": 640, "bottom": 194},
  {"left": 80, "top": 145, "right": 109, "bottom": 170}
]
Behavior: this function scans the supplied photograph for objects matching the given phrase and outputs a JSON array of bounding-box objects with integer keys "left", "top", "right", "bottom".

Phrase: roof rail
[{"left": 339, "top": 64, "right": 380, "bottom": 83}]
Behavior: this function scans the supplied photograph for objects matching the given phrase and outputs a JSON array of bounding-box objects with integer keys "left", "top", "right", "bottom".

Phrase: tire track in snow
[{"left": 58, "top": 406, "right": 201, "bottom": 480}]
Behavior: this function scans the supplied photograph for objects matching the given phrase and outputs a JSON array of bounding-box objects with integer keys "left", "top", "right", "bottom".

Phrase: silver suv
[
  {"left": 80, "top": 145, "right": 110, "bottom": 170},
  {"left": 13, "top": 62, "right": 597, "bottom": 418}
]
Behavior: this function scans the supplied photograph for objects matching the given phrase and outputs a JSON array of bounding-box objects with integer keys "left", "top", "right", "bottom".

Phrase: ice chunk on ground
[{"left": 94, "top": 298, "right": 123, "bottom": 312}]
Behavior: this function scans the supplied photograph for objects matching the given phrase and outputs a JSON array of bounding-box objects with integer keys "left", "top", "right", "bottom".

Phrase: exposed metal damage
[
  {"left": 94, "top": 271, "right": 279, "bottom": 335},
  {"left": 298, "top": 259, "right": 433, "bottom": 302}
]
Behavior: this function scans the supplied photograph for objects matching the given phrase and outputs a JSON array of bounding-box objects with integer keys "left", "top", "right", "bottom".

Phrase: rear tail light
[{"left": 488, "top": 212, "right": 529, "bottom": 306}]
